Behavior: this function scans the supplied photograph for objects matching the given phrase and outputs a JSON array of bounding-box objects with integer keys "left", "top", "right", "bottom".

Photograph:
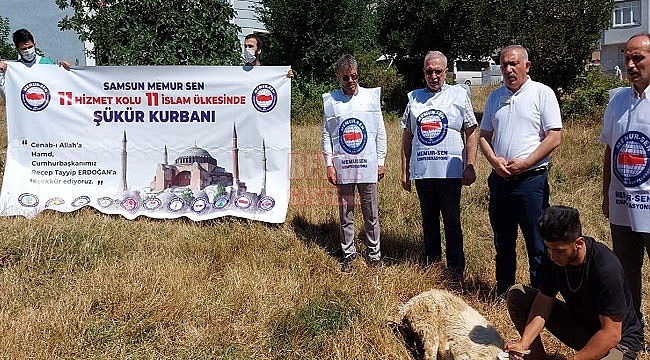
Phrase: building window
[{"left": 613, "top": 1, "right": 641, "bottom": 27}]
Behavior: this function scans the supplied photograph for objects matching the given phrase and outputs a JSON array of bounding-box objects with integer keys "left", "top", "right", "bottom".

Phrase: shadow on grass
[{"left": 290, "top": 214, "right": 341, "bottom": 258}]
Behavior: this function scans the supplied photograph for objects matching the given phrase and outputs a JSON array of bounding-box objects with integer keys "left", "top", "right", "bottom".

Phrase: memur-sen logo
[
  {"left": 21, "top": 82, "right": 51, "bottom": 112},
  {"left": 416, "top": 109, "right": 448, "bottom": 146},
  {"left": 338, "top": 118, "right": 367, "bottom": 155},
  {"left": 252, "top": 84, "right": 277, "bottom": 112},
  {"left": 613, "top": 131, "right": 650, "bottom": 187}
]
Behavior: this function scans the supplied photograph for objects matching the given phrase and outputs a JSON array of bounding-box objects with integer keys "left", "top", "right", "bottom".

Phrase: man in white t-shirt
[
  {"left": 401, "top": 50, "right": 477, "bottom": 281},
  {"left": 479, "top": 45, "right": 562, "bottom": 296},
  {"left": 322, "top": 54, "right": 387, "bottom": 273},
  {"left": 600, "top": 33, "right": 650, "bottom": 322}
]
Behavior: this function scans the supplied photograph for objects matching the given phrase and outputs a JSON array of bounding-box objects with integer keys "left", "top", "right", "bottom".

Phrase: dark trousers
[
  {"left": 488, "top": 171, "right": 549, "bottom": 294},
  {"left": 415, "top": 178, "right": 464, "bottom": 277},
  {"left": 610, "top": 223, "right": 650, "bottom": 322},
  {"left": 507, "top": 284, "right": 638, "bottom": 359}
]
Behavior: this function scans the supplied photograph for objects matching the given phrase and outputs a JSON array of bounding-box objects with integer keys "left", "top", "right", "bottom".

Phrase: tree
[
  {"left": 498, "top": 0, "right": 612, "bottom": 93},
  {"left": 377, "top": 0, "right": 613, "bottom": 93},
  {"left": 0, "top": 17, "right": 15, "bottom": 60},
  {"left": 257, "top": 0, "right": 379, "bottom": 81},
  {"left": 55, "top": 0, "right": 241, "bottom": 66},
  {"left": 377, "top": 0, "right": 500, "bottom": 90}
]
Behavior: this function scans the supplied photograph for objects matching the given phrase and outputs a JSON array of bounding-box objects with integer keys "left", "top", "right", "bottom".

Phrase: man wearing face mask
[
  {"left": 242, "top": 33, "right": 293, "bottom": 78},
  {"left": 0, "top": 28, "right": 71, "bottom": 96}
]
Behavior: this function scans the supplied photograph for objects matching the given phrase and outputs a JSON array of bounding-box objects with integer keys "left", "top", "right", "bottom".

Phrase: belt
[{"left": 503, "top": 165, "right": 548, "bottom": 182}]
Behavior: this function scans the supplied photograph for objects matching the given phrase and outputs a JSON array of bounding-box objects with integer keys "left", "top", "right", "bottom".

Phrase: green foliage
[
  {"left": 499, "top": 0, "right": 613, "bottom": 94},
  {"left": 560, "top": 68, "right": 627, "bottom": 121},
  {"left": 257, "top": 0, "right": 379, "bottom": 82},
  {"left": 356, "top": 51, "right": 406, "bottom": 113},
  {"left": 55, "top": 0, "right": 241, "bottom": 65},
  {"left": 377, "top": 0, "right": 499, "bottom": 90},
  {"left": 377, "top": 0, "right": 613, "bottom": 94},
  {"left": 291, "top": 78, "right": 336, "bottom": 125},
  {"left": 0, "top": 17, "right": 15, "bottom": 60}
]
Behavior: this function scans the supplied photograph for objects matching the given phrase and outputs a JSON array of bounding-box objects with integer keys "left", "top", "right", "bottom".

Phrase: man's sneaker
[
  {"left": 341, "top": 256, "right": 354, "bottom": 273},
  {"left": 370, "top": 258, "right": 386, "bottom": 268}
]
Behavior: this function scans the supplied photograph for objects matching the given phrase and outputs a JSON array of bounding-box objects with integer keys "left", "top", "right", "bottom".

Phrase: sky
[{"left": 2, "top": 0, "right": 87, "bottom": 65}]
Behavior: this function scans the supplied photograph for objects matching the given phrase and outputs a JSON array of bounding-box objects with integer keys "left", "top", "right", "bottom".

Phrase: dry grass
[{"left": 0, "top": 91, "right": 648, "bottom": 359}]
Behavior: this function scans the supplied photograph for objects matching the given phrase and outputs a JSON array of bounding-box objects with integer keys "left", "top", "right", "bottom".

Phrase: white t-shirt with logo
[
  {"left": 321, "top": 87, "right": 387, "bottom": 184},
  {"left": 480, "top": 78, "right": 562, "bottom": 170},
  {"left": 401, "top": 84, "right": 476, "bottom": 179},
  {"left": 600, "top": 87, "right": 650, "bottom": 232}
]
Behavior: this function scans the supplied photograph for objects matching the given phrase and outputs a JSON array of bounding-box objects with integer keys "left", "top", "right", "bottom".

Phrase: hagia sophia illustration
[{"left": 112, "top": 125, "right": 271, "bottom": 213}]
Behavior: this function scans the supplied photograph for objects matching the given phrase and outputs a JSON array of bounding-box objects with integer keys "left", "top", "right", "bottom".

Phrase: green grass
[{"left": 0, "top": 93, "right": 647, "bottom": 359}]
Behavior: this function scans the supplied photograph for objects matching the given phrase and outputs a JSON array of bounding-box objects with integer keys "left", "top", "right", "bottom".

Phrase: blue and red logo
[
  {"left": 613, "top": 131, "right": 650, "bottom": 187},
  {"left": 252, "top": 84, "right": 277, "bottom": 112},
  {"left": 339, "top": 118, "right": 367, "bottom": 154},
  {"left": 416, "top": 109, "right": 448, "bottom": 146},
  {"left": 21, "top": 82, "right": 51, "bottom": 112}
]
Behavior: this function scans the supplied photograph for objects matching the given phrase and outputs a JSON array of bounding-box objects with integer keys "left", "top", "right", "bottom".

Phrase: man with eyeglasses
[
  {"left": 504, "top": 205, "right": 643, "bottom": 360},
  {"left": 0, "top": 28, "right": 71, "bottom": 96},
  {"left": 321, "top": 54, "right": 387, "bottom": 273},
  {"left": 479, "top": 45, "right": 562, "bottom": 297},
  {"left": 400, "top": 50, "right": 478, "bottom": 282}
]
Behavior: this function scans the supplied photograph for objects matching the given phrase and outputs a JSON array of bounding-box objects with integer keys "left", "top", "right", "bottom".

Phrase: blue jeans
[
  {"left": 488, "top": 171, "right": 549, "bottom": 294},
  {"left": 415, "top": 178, "right": 464, "bottom": 278}
]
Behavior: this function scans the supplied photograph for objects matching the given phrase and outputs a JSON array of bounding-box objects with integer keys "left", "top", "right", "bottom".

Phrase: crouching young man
[{"left": 504, "top": 205, "right": 643, "bottom": 359}]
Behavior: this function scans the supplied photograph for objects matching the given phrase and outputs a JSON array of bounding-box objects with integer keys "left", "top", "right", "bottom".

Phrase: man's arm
[
  {"left": 462, "top": 125, "right": 478, "bottom": 186},
  {"left": 479, "top": 129, "right": 511, "bottom": 178},
  {"left": 602, "top": 145, "right": 611, "bottom": 218},
  {"left": 376, "top": 115, "right": 387, "bottom": 181},
  {"left": 321, "top": 118, "right": 337, "bottom": 185},
  {"left": 505, "top": 128, "right": 561, "bottom": 174},
  {"left": 568, "top": 314, "right": 622, "bottom": 360},
  {"left": 401, "top": 130, "right": 413, "bottom": 191},
  {"left": 504, "top": 292, "right": 554, "bottom": 359}
]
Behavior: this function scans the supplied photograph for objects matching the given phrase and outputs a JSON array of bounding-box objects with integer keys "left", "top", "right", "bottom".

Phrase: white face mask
[
  {"left": 243, "top": 47, "right": 257, "bottom": 64},
  {"left": 20, "top": 47, "right": 36, "bottom": 62}
]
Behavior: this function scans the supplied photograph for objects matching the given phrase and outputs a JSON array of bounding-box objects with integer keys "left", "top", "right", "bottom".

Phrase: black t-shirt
[{"left": 540, "top": 237, "right": 643, "bottom": 352}]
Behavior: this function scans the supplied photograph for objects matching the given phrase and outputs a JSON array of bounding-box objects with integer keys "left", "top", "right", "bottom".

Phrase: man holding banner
[
  {"left": 321, "top": 54, "right": 387, "bottom": 273},
  {"left": 0, "top": 28, "right": 70, "bottom": 95}
]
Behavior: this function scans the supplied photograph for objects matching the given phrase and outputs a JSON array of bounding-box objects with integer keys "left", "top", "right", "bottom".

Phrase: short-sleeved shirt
[
  {"left": 401, "top": 84, "right": 476, "bottom": 179},
  {"left": 540, "top": 237, "right": 644, "bottom": 352},
  {"left": 599, "top": 86, "right": 650, "bottom": 232},
  {"left": 480, "top": 78, "right": 562, "bottom": 169}
]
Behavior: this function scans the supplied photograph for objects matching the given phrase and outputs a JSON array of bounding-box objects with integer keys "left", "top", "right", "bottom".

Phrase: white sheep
[{"left": 400, "top": 289, "right": 505, "bottom": 360}]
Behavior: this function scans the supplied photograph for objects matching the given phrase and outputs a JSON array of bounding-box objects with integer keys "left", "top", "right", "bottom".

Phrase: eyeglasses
[
  {"left": 425, "top": 69, "right": 446, "bottom": 76},
  {"left": 341, "top": 73, "right": 358, "bottom": 81}
]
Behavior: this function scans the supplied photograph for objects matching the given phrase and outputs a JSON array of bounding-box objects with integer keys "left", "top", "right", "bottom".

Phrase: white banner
[{"left": 0, "top": 64, "right": 291, "bottom": 223}]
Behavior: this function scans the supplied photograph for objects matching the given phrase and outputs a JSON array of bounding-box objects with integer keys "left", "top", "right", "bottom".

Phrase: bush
[
  {"left": 560, "top": 68, "right": 627, "bottom": 122},
  {"left": 291, "top": 51, "right": 406, "bottom": 125},
  {"left": 356, "top": 51, "right": 406, "bottom": 113},
  {"left": 291, "top": 78, "right": 336, "bottom": 125}
]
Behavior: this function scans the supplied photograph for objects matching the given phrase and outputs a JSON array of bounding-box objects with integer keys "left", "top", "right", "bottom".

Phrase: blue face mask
[
  {"left": 243, "top": 47, "right": 257, "bottom": 64},
  {"left": 20, "top": 47, "right": 36, "bottom": 62}
]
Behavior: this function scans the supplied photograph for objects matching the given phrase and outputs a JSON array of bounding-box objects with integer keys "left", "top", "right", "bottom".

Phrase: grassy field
[{"left": 0, "top": 88, "right": 648, "bottom": 359}]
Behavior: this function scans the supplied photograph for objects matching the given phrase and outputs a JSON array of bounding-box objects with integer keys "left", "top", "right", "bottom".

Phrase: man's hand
[
  {"left": 493, "top": 157, "right": 513, "bottom": 178},
  {"left": 504, "top": 341, "right": 530, "bottom": 360},
  {"left": 326, "top": 165, "right": 337, "bottom": 185},
  {"left": 505, "top": 157, "right": 531, "bottom": 175},
  {"left": 401, "top": 172, "right": 411, "bottom": 192},
  {"left": 0, "top": 61, "right": 7, "bottom": 73},
  {"left": 378, "top": 165, "right": 385, "bottom": 181},
  {"left": 58, "top": 60, "right": 71, "bottom": 71},
  {"left": 462, "top": 164, "right": 476, "bottom": 186}
]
